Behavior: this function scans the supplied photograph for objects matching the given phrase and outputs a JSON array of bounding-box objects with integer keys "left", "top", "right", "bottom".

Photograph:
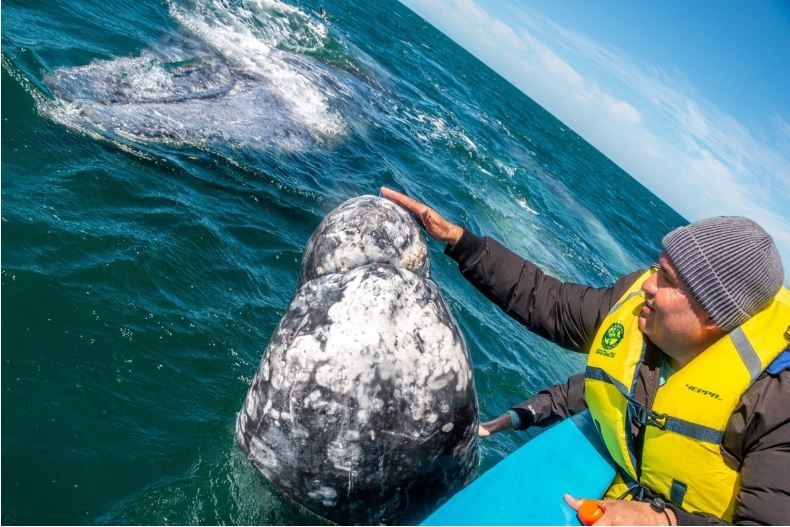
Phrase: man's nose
[{"left": 642, "top": 273, "right": 657, "bottom": 297}]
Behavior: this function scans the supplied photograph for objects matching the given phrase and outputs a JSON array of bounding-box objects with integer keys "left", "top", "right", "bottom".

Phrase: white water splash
[
  {"left": 169, "top": 0, "right": 343, "bottom": 138},
  {"left": 515, "top": 197, "right": 539, "bottom": 215}
]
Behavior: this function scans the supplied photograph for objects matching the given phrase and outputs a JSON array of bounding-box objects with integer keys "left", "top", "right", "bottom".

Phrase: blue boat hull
[{"left": 421, "top": 411, "right": 616, "bottom": 525}]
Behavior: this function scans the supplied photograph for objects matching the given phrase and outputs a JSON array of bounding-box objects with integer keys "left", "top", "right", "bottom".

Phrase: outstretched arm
[
  {"left": 382, "top": 186, "right": 639, "bottom": 352},
  {"left": 447, "top": 231, "right": 642, "bottom": 351},
  {"left": 479, "top": 373, "right": 587, "bottom": 437}
]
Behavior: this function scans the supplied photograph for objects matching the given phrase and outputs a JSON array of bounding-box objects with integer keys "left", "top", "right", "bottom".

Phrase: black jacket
[{"left": 447, "top": 230, "right": 790, "bottom": 526}]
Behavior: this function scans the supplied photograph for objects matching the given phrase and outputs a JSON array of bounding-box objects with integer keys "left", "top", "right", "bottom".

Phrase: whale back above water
[
  {"left": 39, "top": 0, "right": 352, "bottom": 151},
  {"left": 236, "top": 196, "right": 478, "bottom": 525},
  {"left": 42, "top": 46, "right": 342, "bottom": 149},
  {"left": 46, "top": 54, "right": 237, "bottom": 105}
]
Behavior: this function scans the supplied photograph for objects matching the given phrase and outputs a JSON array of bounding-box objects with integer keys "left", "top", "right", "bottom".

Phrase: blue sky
[{"left": 400, "top": 0, "right": 790, "bottom": 272}]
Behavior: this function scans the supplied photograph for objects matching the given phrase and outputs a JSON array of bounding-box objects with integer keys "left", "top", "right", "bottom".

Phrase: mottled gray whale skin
[
  {"left": 236, "top": 198, "right": 478, "bottom": 525},
  {"left": 40, "top": 37, "right": 346, "bottom": 150},
  {"left": 46, "top": 56, "right": 237, "bottom": 105},
  {"left": 299, "top": 195, "right": 429, "bottom": 286}
]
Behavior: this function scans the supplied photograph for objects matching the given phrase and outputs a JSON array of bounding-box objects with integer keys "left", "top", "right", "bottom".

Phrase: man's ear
[{"left": 702, "top": 314, "right": 726, "bottom": 337}]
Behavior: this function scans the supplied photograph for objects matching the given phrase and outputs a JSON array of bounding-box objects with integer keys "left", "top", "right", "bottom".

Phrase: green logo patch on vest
[{"left": 601, "top": 322, "right": 625, "bottom": 350}]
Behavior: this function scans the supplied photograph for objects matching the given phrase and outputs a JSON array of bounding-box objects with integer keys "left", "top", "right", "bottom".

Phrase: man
[{"left": 381, "top": 187, "right": 790, "bottom": 525}]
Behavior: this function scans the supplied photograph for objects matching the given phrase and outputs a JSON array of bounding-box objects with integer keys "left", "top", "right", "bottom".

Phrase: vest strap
[
  {"left": 670, "top": 480, "right": 688, "bottom": 507},
  {"left": 585, "top": 366, "right": 724, "bottom": 444},
  {"left": 585, "top": 365, "right": 630, "bottom": 395},
  {"left": 663, "top": 417, "right": 723, "bottom": 444}
]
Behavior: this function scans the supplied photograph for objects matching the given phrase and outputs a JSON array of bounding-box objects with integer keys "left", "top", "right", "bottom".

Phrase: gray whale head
[
  {"left": 236, "top": 197, "right": 478, "bottom": 525},
  {"left": 299, "top": 195, "right": 430, "bottom": 285}
]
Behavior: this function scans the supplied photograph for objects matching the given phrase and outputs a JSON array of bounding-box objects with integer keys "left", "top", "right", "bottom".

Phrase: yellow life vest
[{"left": 584, "top": 268, "right": 790, "bottom": 520}]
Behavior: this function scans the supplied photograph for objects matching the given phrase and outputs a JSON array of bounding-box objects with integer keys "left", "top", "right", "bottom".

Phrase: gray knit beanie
[{"left": 661, "top": 216, "right": 784, "bottom": 332}]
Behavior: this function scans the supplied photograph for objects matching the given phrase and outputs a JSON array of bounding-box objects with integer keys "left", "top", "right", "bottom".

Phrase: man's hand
[
  {"left": 478, "top": 413, "right": 515, "bottom": 437},
  {"left": 563, "top": 494, "right": 677, "bottom": 526},
  {"left": 380, "top": 187, "right": 463, "bottom": 245}
]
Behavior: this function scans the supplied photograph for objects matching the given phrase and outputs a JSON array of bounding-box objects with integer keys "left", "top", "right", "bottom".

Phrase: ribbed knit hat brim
[{"left": 662, "top": 217, "right": 784, "bottom": 332}]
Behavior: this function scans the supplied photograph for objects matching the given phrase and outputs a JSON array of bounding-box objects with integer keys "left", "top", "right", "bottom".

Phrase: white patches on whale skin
[
  {"left": 307, "top": 485, "right": 338, "bottom": 508},
  {"left": 236, "top": 197, "right": 478, "bottom": 525},
  {"left": 299, "top": 195, "right": 430, "bottom": 285}
]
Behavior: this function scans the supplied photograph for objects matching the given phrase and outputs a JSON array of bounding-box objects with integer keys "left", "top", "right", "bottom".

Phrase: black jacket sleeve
[
  {"left": 445, "top": 229, "right": 640, "bottom": 352},
  {"left": 723, "top": 369, "right": 790, "bottom": 525},
  {"left": 446, "top": 229, "right": 638, "bottom": 427},
  {"left": 510, "top": 373, "right": 587, "bottom": 429}
]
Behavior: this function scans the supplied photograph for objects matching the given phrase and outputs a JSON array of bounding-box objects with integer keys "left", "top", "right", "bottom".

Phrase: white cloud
[
  {"left": 400, "top": 0, "right": 790, "bottom": 274},
  {"left": 599, "top": 91, "right": 642, "bottom": 125}
]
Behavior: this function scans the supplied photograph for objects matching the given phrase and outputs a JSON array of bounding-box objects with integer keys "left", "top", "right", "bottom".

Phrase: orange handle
[{"left": 578, "top": 500, "right": 605, "bottom": 526}]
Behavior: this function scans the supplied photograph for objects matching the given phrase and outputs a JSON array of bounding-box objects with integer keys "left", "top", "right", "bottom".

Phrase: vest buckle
[
  {"left": 645, "top": 411, "right": 667, "bottom": 430},
  {"left": 629, "top": 402, "right": 666, "bottom": 430}
]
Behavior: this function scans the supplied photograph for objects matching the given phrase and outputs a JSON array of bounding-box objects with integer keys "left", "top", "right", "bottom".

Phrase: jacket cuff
[
  {"left": 665, "top": 502, "right": 720, "bottom": 525},
  {"left": 508, "top": 407, "right": 536, "bottom": 431},
  {"left": 444, "top": 228, "right": 483, "bottom": 263}
]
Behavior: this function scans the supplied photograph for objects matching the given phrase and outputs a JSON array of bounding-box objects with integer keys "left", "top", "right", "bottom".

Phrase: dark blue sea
[{"left": 1, "top": 0, "right": 686, "bottom": 524}]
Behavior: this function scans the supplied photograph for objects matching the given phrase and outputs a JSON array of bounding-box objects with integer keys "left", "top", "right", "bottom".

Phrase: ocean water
[{"left": 1, "top": 0, "right": 686, "bottom": 524}]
